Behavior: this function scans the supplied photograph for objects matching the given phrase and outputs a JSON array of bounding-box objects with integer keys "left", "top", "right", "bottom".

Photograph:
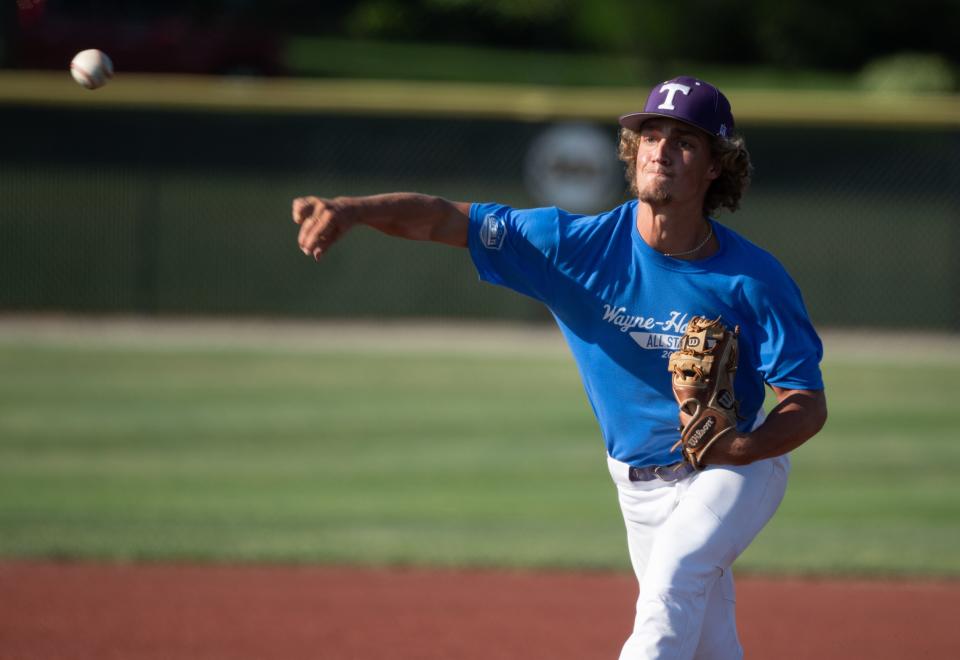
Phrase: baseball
[{"left": 70, "top": 49, "right": 114, "bottom": 90}]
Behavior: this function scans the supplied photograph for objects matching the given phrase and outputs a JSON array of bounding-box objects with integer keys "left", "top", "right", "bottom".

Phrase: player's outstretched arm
[{"left": 292, "top": 193, "right": 470, "bottom": 261}]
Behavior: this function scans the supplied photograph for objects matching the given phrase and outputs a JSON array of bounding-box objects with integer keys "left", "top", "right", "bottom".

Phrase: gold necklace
[{"left": 663, "top": 224, "right": 713, "bottom": 258}]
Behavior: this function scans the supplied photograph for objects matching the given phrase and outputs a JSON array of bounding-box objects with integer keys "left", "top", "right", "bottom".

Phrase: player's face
[{"left": 635, "top": 119, "right": 719, "bottom": 208}]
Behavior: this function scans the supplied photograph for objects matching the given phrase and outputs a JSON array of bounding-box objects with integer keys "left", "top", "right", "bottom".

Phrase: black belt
[{"left": 628, "top": 461, "right": 694, "bottom": 482}]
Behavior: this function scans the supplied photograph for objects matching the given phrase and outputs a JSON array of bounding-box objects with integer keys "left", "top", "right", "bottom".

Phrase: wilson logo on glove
[
  {"left": 686, "top": 417, "right": 715, "bottom": 448},
  {"left": 667, "top": 316, "right": 741, "bottom": 470}
]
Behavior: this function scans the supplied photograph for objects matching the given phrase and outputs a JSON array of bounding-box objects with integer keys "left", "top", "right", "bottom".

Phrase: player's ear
[
  {"left": 706, "top": 156, "right": 721, "bottom": 181},
  {"left": 704, "top": 136, "right": 723, "bottom": 180}
]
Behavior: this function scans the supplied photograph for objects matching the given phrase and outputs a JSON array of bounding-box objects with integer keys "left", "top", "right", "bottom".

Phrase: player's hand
[{"left": 292, "top": 196, "right": 356, "bottom": 261}]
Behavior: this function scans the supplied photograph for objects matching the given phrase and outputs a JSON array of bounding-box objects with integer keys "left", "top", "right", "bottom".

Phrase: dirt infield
[{"left": 1, "top": 562, "right": 957, "bottom": 659}]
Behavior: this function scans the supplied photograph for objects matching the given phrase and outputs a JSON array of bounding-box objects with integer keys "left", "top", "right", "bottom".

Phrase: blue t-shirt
[{"left": 468, "top": 199, "right": 824, "bottom": 467}]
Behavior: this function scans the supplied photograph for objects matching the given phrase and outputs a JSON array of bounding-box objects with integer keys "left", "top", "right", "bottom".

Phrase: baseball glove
[{"left": 667, "top": 316, "right": 741, "bottom": 470}]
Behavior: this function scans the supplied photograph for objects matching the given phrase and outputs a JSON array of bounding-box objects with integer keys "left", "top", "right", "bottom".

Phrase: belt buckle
[
  {"left": 628, "top": 466, "right": 656, "bottom": 482},
  {"left": 653, "top": 462, "right": 686, "bottom": 482}
]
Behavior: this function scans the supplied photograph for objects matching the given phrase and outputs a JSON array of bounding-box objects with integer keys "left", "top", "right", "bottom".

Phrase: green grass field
[{"left": 0, "top": 322, "right": 957, "bottom": 576}]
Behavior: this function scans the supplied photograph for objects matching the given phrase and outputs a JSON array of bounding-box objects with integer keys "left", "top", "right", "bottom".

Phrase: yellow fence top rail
[{"left": 1, "top": 71, "right": 958, "bottom": 127}]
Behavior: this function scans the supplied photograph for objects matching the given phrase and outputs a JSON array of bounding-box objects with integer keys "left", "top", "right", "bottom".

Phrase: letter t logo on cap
[{"left": 657, "top": 82, "right": 692, "bottom": 110}]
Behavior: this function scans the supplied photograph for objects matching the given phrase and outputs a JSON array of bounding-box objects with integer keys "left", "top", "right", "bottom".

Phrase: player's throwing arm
[{"left": 292, "top": 193, "right": 470, "bottom": 261}]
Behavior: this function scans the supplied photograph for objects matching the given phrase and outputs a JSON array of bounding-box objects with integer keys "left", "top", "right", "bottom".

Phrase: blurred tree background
[{"left": 5, "top": 0, "right": 959, "bottom": 90}]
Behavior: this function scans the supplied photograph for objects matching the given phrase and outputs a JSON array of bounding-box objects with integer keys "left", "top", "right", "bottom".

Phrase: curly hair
[{"left": 617, "top": 127, "right": 753, "bottom": 216}]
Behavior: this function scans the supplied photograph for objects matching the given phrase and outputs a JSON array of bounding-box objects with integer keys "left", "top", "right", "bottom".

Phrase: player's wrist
[
  {"left": 727, "top": 432, "right": 755, "bottom": 465},
  {"left": 329, "top": 196, "right": 363, "bottom": 230},
  {"left": 702, "top": 431, "right": 753, "bottom": 466}
]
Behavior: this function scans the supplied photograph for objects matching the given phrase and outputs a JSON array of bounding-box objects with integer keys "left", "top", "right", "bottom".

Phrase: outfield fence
[{"left": 2, "top": 74, "right": 959, "bottom": 328}]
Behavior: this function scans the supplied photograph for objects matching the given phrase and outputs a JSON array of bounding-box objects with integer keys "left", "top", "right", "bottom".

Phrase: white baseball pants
[{"left": 607, "top": 453, "right": 790, "bottom": 660}]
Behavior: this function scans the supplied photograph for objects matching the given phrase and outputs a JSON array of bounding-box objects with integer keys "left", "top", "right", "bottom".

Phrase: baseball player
[{"left": 291, "top": 76, "right": 827, "bottom": 659}]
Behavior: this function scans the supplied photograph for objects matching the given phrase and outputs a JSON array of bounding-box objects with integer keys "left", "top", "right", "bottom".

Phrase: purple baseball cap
[{"left": 619, "top": 76, "right": 735, "bottom": 138}]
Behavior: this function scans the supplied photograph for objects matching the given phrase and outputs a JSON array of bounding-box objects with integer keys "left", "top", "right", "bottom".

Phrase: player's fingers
[
  {"left": 297, "top": 218, "right": 313, "bottom": 254},
  {"left": 299, "top": 208, "right": 340, "bottom": 257},
  {"left": 292, "top": 198, "right": 308, "bottom": 224},
  {"left": 297, "top": 215, "right": 323, "bottom": 254},
  {"left": 301, "top": 208, "right": 337, "bottom": 252},
  {"left": 292, "top": 196, "right": 323, "bottom": 225}
]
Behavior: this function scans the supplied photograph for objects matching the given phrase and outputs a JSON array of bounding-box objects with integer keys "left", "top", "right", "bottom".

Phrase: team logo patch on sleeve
[{"left": 480, "top": 213, "right": 506, "bottom": 250}]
